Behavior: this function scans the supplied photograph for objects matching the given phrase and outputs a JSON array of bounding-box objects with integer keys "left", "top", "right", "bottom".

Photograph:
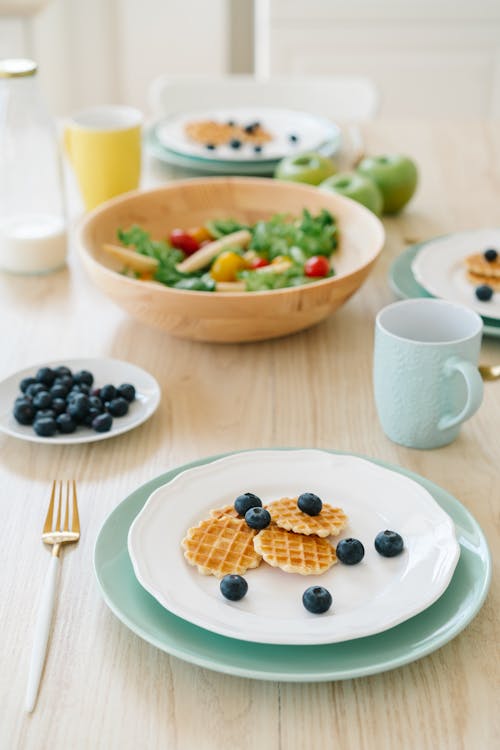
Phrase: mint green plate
[
  {"left": 94, "top": 450, "right": 491, "bottom": 682},
  {"left": 389, "top": 242, "right": 500, "bottom": 338}
]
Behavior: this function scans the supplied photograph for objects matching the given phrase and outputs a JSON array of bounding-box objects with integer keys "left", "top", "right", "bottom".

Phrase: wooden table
[{"left": 1, "top": 121, "right": 498, "bottom": 750}]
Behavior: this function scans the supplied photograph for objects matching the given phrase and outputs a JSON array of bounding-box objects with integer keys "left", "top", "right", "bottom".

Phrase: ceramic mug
[
  {"left": 64, "top": 106, "right": 142, "bottom": 210},
  {"left": 374, "top": 298, "right": 483, "bottom": 449}
]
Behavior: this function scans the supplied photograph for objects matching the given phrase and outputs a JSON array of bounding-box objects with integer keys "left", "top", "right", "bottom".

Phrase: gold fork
[{"left": 25, "top": 480, "right": 80, "bottom": 713}]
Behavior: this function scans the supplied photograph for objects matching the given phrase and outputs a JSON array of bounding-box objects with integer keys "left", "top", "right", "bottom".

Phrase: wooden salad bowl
[{"left": 76, "top": 177, "right": 385, "bottom": 343}]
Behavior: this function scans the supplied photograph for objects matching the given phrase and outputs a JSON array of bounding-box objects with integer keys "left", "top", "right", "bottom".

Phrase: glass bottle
[{"left": 0, "top": 58, "right": 67, "bottom": 274}]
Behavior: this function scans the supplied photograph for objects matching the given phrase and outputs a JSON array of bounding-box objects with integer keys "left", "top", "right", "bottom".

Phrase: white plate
[
  {"left": 154, "top": 107, "right": 340, "bottom": 163},
  {"left": 128, "top": 449, "right": 459, "bottom": 646},
  {"left": 0, "top": 357, "right": 160, "bottom": 444},
  {"left": 411, "top": 229, "right": 500, "bottom": 319}
]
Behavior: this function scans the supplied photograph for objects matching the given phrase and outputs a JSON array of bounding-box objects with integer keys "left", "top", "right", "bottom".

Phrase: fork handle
[{"left": 25, "top": 555, "right": 60, "bottom": 712}]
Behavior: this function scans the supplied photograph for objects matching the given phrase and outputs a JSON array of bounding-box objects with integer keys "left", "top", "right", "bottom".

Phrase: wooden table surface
[{"left": 1, "top": 120, "right": 498, "bottom": 750}]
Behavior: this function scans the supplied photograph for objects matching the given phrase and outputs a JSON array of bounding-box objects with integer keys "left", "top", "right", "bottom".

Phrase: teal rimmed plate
[
  {"left": 94, "top": 450, "right": 491, "bottom": 682},
  {"left": 389, "top": 242, "right": 500, "bottom": 338}
]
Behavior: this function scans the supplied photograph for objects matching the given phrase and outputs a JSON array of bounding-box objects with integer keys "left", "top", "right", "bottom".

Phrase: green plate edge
[
  {"left": 94, "top": 449, "right": 491, "bottom": 682},
  {"left": 389, "top": 241, "right": 500, "bottom": 335}
]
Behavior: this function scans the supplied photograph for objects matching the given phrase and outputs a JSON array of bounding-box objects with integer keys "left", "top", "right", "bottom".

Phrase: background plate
[
  {"left": 0, "top": 357, "right": 160, "bottom": 444},
  {"left": 128, "top": 450, "right": 459, "bottom": 645},
  {"left": 94, "top": 450, "right": 491, "bottom": 682}
]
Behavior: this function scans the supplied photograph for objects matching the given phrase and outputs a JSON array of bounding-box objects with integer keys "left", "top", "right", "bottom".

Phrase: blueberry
[
  {"left": 220, "top": 574, "right": 248, "bottom": 601},
  {"left": 74, "top": 370, "right": 94, "bottom": 387},
  {"left": 475, "top": 284, "right": 494, "bottom": 302},
  {"left": 50, "top": 384, "right": 69, "bottom": 399},
  {"left": 32, "top": 391, "right": 52, "bottom": 410},
  {"left": 20, "top": 376, "right": 36, "bottom": 393},
  {"left": 297, "top": 492, "right": 323, "bottom": 516},
  {"left": 99, "top": 384, "right": 117, "bottom": 402},
  {"left": 67, "top": 394, "right": 90, "bottom": 422},
  {"left": 226, "top": 120, "right": 236, "bottom": 127},
  {"left": 37, "top": 409, "right": 56, "bottom": 419},
  {"left": 56, "top": 413, "right": 77, "bottom": 434},
  {"left": 83, "top": 407, "right": 101, "bottom": 426},
  {"left": 205, "top": 143, "right": 216, "bottom": 150},
  {"left": 33, "top": 417, "right": 57, "bottom": 437},
  {"left": 288, "top": 133, "right": 299, "bottom": 143},
  {"left": 92, "top": 413, "right": 113, "bottom": 433},
  {"left": 54, "top": 374, "right": 73, "bottom": 390},
  {"left": 36, "top": 367, "right": 56, "bottom": 386},
  {"left": 254, "top": 145, "right": 263, "bottom": 154},
  {"left": 302, "top": 586, "right": 332, "bottom": 614},
  {"left": 89, "top": 395, "right": 104, "bottom": 411},
  {"left": 106, "top": 397, "right": 129, "bottom": 417},
  {"left": 374, "top": 530, "right": 404, "bottom": 557},
  {"left": 117, "top": 383, "right": 136, "bottom": 403},
  {"left": 54, "top": 365, "right": 72, "bottom": 378},
  {"left": 26, "top": 383, "right": 47, "bottom": 399},
  {"left": 51, "top": 398, "right": 67, "bottom": 415},
  {"left": 484, "top": 248, "right": 498, "bottom": 262},
  {"left": 245, "top": 507, "right": 271, "bottom": 530},
  {"left": 244, "top": 123, "right": 257, "bottom": 134},
  {"left": 229, "top": 139, "right": 242, "bottom": 149},
  {"left": 234, "top": 492, "right": 262, "bottom": 516},
  {"left": 336, "top": 538, "right": 365, "bottom": 565},
  {"left": 13, "top": 400, "right": 36, "bottom": 425}
]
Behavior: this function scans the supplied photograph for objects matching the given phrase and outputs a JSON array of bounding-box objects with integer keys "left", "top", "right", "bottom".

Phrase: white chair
[{"left": 148, "top": 74, "right": 379, "bottom": 123}]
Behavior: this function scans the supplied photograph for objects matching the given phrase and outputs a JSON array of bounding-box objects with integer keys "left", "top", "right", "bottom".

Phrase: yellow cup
[{"left": 64, "top": 106, "right": 142, "bottom": 211}]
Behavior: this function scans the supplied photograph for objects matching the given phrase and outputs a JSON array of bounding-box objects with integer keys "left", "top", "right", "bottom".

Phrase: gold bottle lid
[{"left": 0, "top": 58, "right": 38, "bottom": 78}]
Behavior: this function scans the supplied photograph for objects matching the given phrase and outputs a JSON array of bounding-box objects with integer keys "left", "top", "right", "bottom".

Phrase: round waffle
[
  {"left": 267, "top": 497, "right": 347, "bottom": 537},
  {"left": 181, "top": 515, "right": 262, "bottom": 578},
  {"left": 209, "top": 504, "right": 239, "bottom": 520},
  {"left": 253, "top": 526, "right": 337, "bottom": 575}
]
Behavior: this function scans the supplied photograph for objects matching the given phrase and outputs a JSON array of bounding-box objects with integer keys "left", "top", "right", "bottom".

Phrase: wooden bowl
[{"left": 77, "top": 177, "right": 385, "bottom": 343}]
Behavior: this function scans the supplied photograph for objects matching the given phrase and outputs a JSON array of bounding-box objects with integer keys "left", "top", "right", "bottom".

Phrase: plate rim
[
  {"left": 94, "top": 449, "right": 492, "bottom": 682},
  {"left": 0, "top": 356, "right": 161, "bottom": 444},
  {"left": 127, "top": 449, "right": 460, "bottom": 645}
]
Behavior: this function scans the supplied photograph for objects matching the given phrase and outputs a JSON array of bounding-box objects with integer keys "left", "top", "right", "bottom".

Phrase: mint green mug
[{"left": 374, "top": 298, "right": 484, "bottom": 449}]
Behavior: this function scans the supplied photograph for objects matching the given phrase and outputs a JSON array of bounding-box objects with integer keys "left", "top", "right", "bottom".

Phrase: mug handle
[{"left": 438, "top": 356, "right": 483, "bottom": 431}]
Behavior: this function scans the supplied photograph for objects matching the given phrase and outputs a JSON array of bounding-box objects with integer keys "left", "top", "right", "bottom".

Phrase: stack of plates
[
  {"left": 389, "top": 229, "right": 500, "bottom": 338},
  {"left": 145, "top": 107, "right": 341, "bottom": 175},
  {"left": 94, "top": 449, "right": 490, "bottom": 682}
]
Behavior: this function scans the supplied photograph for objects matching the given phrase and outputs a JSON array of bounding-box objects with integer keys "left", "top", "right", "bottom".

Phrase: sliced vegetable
[
  {"left": 170, "top": 229, "right": 200, "bottom": 255},
  {"left": 210, "top": 251, "right": 247, "bottom": 282},
  {"left": 102, "top": 243, "right": 159, "bottom": 273},
  {"left": 304, "top": 255, "right": 331, "bottom": 278},
  {"left": 248, "top": 256, "right": 270, "bottom": 269}
]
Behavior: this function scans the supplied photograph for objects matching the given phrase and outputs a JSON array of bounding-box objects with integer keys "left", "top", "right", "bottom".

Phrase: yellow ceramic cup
[{"left": 64, "top": 106, "right": 142, "bottom": 211}]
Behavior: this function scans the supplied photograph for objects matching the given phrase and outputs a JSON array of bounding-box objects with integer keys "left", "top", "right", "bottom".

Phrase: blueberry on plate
[
  {"left": 245, "top": 507, "right": 271, "bottom": 530},
  {"left": 92, "top": 412, "right": 113, "bottom": 433},
  {"left": 484, "top": 248, "right": 498, "bottom": 262},
  {"left": 374, "top": 530, "right": 404, "bottom": 557},
  {"left": 117, "top": 383, "right": 136, "bottom": 403},
  {"left": 205, "top": 143, "right": 216, "bottom": 150},
  {"left": 83, "top": 407, "right": 101, "bottom": 426},
  {"left": 226, "top": 120, "right": 236, "bottom": 127},
  {"left": 33, "top": 417, "right": 57, "bottom": 437},
  {"left": 475, "top": 284, "right": 494, "bottom": 302},
  {"left": 73, "top": 369, "right": 94, "bottom": 387},
  {"left": 53, "top": 374, "right": 73, "bottom": 390},
  {"left": 106, "top": 397, "right": 129, "bottom": 417},
  {"left": 336, "top": 538, "right": 365, "bottom": 565},
  {"left": 36, "top": 409, "right": 55, "bottom": 420},
  {"left": 297, "top": 492, "right": 323, "bottom": 516},
  {"left": 99, "top": 384, "right": 117, "bottom": 402},
  {"left": 32, "top": 390, "right": 52, "bottom": 410},
  {"left": 54, "top": 365, "right": 72, "bottom": 378},
  {"left": 56, "top": 413, "right": 77, "bottom": 434},
  {"left": 50, "top": 383, "right": 69, "bottom": 399},
  {"left": 288, "top": 133, "right": 299, "bottom": 143},
  {"left": 254, "top": 145, "right": 263, "bottom": 154},
  {"left": 302, "top": 586, "right": 332, "bottom": 614},
  {"left": 13, "top": 400, "right": 36, "bottom": 425},
  {"left": 26, "top": 383, "right": 47, "bottom": 399},
  {"left": 229, "top": 139, "right": 242, "bottom": 149},
  {"left": 234, "top": 492, "right": 262, "bottom": 516},
  {"left": 20, "top": 376, "right": 36, "bottom": 393},
  {"left": 67, "top": 394, "right": 90, "bottom": 422},
  {"left": 220, "top": 574, "right": 248, "bottom": 601},
  {"left": 89, "top": 395, "right": 104, "bottom": 411},
  {"left": 36, "top": 367, "right": 56, "bottom": 387},
  {"left": 51, "top": 398, "right": 67, "bottom": 415}
]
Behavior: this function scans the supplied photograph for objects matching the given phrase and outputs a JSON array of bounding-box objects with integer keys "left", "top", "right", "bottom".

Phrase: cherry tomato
[
  {"left": 249, "top": 256, "right": 270, "bottom": 269},
  {"left": 304, "top": 255, "right": 330, "bottom": 278},
  {"left": 188, "top": 226, "right": 213, "bottom": 244},
  {"left": 210, "top": 251, "right": 246, "bottom": 282},
  {"left": 170, "top": 229, "right": 200, "bottom": 255}
]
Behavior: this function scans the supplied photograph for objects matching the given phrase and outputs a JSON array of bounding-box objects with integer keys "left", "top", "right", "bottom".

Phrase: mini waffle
[
  {"left": 185, "top": 120, "right": 273, "bottom": 147},
  {"left": 465, "top": 253, "right": 500, "bottom": 281},
  {"left": 181, "top": 515, "right": 262, "bottom": 578},
  {"left": 253, "top": 526, "right": 337, "bottom": 575},
  {"left": 267, "top": 497, "right": 348, "bottom": 537}
]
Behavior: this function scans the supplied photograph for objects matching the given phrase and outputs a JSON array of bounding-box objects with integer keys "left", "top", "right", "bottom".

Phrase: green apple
[
  {"left": 274, "top": 151, "right": 336, "bottom": 185},
  {"left": 356, "top": 154, "right": 418, "bottom": 214},
  {"left": 319, "top": 172, "right": 383, "bottom": 215}
]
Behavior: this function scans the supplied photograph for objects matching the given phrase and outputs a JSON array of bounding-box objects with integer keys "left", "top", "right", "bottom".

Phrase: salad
[{"left": 105, "top": 209, "right": 338, "bottom": 293}]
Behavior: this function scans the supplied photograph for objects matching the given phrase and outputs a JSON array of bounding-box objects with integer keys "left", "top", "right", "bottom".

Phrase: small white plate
[
  {"left": 154, "top": 107, "right": 340, "bottom": 163},
  {"left": 0, "top": 357, "right": 160, "bottom": 444},
  {"left": 128, "top": 450, "right": 459, "bottom": 646},
  {"left": 411, "top": 229, "right": 500, "bottom": 319}
]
